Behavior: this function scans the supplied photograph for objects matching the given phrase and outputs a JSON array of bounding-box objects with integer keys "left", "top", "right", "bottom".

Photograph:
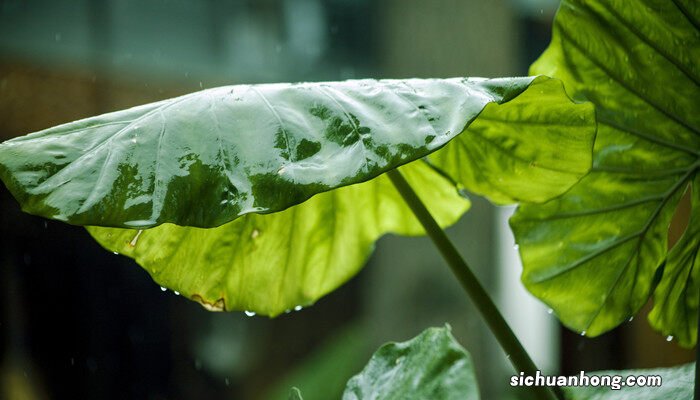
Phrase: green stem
[{"left": 387, "top": 169, "right": 562, "bottom": 400}]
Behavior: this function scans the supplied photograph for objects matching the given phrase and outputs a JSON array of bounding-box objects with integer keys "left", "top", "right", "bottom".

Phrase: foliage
[
  {"left": 289, "top": 326, "right": 694, "bottom": 400},
  {"left": 0, "top": 76, "right": 593, "bottom": 315},
  {"left": 511, "top": 0, "right": 700, "bottom": 346},
  {"left": 294, "top": 326, "right": 479, "bottom": 400},
  {"left": 0, "top": 0, "right": 695, "bottom": 398},
  {"left": 563, "top": 362, "right": 695, "bottom": 400}
]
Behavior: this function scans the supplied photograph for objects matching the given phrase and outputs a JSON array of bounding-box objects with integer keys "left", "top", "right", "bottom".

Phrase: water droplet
[
  {"left": 284, "top": 309, "right": 292, "bottom": 314},
  {"left": 244, "top": 310, "right": 256, "bottom": 317},
  {"left": 174, "top": 291, "right": 180, "bottom": 296},
  {"left": 395, "top": 356, "right": 404, "bottom": 365},
  {"left": 628, "top": 316, "right": 634, "bottom": 322},
  {"left": 225, "top": 378, "right": 230, "bottom": 386},
  {"left": 160, "top": 286, "right": 167, "bottom": 292},
  {"left": 666, "top": 335, "right": 673, "bottom": 342},
  {"left": 43, "top": 221, "right": 48, "bottom": 229},
  {"left": 124, "top": 220, "right": 155, "bottom": 228},
  {"left": 199, "top": 82, "right": 203, "bottom": 89},
  {"left": 70, "top": 357, "right": 75, "bottom": 366},
  {"left": 547, "top": 308, "right": 553, "bottom": 314},
  {"left": 251, "top": 229, "right": 260, "bottom": 239},
  {"left": 113, "top": 251, "right": 119, "bottom": 255},
  {"left": 294, "top": 305, "right": 303, "bottom": 311},
  {"left": 513, "top": 244, "right": 519, "bottom": 250},
  {"left": 580, "top": 331, "right": 587, "bottom": 336},
  {"left": 505, "top": 354, "right": 511, "bottom": 359}
]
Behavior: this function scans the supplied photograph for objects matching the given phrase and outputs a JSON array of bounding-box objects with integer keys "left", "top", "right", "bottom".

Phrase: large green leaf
[
  {"left": 0, "top": 76, "right": 594, "bottom": 315},
  {"left": 511, "top": 0, "right": 700, "bottom": 343},
  {"left": 1, "top": 76, "right": 544, "bottom": 229},
  {"left": 342, "top": 326, "right": 479, "bottom": 400},
  {"left": 564, "top": 363, "right": 693, "bottom": 400}
]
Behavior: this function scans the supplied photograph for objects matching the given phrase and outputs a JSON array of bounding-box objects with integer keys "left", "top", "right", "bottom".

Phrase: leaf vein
[{"left": 558, "top": 22, "right": 700, "bottom": 137}]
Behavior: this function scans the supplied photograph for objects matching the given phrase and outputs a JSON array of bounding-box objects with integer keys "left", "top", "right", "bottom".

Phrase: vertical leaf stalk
[{"left": 387, "top": 169, "right": 561, "bottom": 400}]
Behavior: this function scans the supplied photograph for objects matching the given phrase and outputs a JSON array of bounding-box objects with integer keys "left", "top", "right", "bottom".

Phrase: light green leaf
[
  {"left": 511, "top": 0, "right": 700, "bottom": 343},
  {"left": 0, "top": 76, "right": 595, "bottom": 314},
  {"left": 87, "top": 161, "right": 468, "bottom": 316},
  {"left": 429, "top": 76, "right": 595, "bottom": 204},
  {"left": 564, "top": 363, "right": 693, "bottom": 400},
  {"left": 342, "top": 326, "right": 479, "bottom": 400}
]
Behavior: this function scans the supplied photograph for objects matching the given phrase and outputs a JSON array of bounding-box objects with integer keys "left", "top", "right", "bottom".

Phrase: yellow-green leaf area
[
  {"left": 88, "top": 161, "right": 469, "bottom": 316},
  {"left": 512, "top": 0, "right": 700, "bottom": 344}
]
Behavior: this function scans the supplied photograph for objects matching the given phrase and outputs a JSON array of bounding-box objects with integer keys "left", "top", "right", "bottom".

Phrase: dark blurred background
[{"left": 0, "top": 0, "right": 694, "bottom": 399}]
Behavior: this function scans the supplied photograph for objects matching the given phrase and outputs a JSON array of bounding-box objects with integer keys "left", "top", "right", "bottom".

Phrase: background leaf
[
  {"left": 564, "top": 363, "right": 694, "bottom": 400},
  {"left": 342, "top": 326, "right": 479, "bottom": 400},
  {"left": 266, "top": 323, "right": 370, "bottom": 400},
  {"left": 511, "top": 0, "right": 700, "bottom": 343}
]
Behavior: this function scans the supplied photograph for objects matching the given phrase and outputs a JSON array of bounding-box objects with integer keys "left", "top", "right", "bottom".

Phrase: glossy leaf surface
[
  {"left": 565, "top": 363, "right": 693, "bottom": 400},
  {"left": 512, "top": 0, "right": 700, "bottom": 343},
  {"left": 342, "top": 326, "right": 479, "bottom": 400},
  {"left": 0, "top": 76, "right": 544, "bottom": 229}
]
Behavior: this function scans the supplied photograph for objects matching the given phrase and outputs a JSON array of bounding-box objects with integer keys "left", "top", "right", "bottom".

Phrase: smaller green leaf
[
  {"left": 342, "top": 326, "right": 479, "bottom": 400},
  {"left": 288, "top": 388, "right": 303, "bottom": 400},
  {"left": 648, "top": 174, "right": 700, "bottom": 347},
  {"left": 564, "top": 363, "right": 694, "bottom": 400}
]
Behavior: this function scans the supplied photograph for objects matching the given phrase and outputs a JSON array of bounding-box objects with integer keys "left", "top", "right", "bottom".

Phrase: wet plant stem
[{"left": 387, "top": 169, "right": 562, "bottom": 400}]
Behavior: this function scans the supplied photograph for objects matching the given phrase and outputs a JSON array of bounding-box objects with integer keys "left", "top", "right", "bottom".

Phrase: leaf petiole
[{"left": 387, "top": 168, "right": 562, "bottom": 400}]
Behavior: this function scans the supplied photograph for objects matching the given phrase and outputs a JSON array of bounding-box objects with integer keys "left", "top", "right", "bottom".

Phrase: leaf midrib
[
  {"left": 597, "top": 115, "right": 700, "bottom": 158},
  {"left": 529, "top": 161, "right": 699, "bottom": 284}
]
